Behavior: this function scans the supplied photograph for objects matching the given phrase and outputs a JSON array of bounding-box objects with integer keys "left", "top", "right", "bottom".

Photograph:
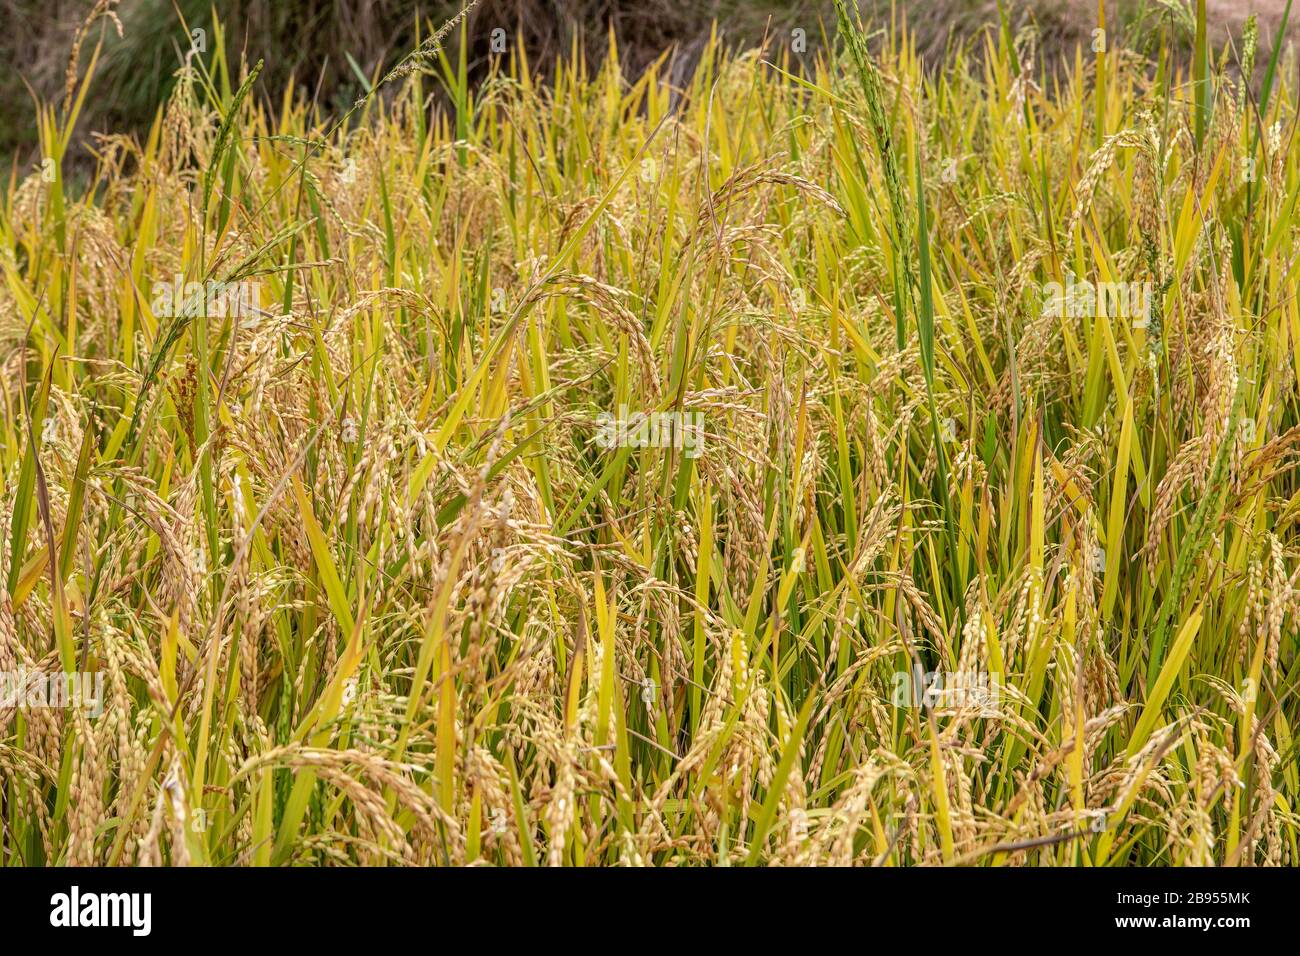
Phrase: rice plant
[{"left": 1, "top": 0, "right": 1299, "bottom": 867}]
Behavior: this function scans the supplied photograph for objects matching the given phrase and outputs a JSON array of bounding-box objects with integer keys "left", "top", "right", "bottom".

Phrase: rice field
[{"left": 1, "top": 0, "right": 1299, "bottom": 867}]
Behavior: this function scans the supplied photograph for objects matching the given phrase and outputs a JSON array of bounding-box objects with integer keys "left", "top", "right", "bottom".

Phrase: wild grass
[{"left": 2, "top": 1, "right": 1300, "bottom": 866}]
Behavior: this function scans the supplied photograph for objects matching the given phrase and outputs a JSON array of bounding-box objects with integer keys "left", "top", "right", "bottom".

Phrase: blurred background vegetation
[{"left": 3, "top": 1, "right": 1293, "bottom": 171}]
